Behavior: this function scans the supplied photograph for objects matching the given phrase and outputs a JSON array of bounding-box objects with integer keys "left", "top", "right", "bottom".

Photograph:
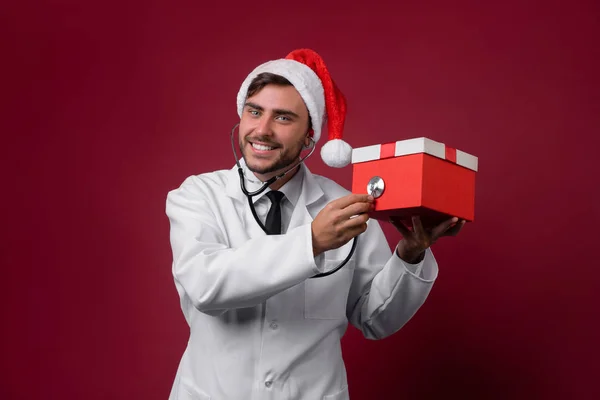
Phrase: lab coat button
[
  {"left": 265, "top": 381, "right": 272, "bottom": 388},
  {"left": 270, "top": 322, "right": 278, "bottom": 330}
]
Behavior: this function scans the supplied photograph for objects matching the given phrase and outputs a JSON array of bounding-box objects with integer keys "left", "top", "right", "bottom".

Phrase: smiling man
[
  {"left": 240, "top": 74, "right": 311, "bottom": 185},
  {"left": 166, "top": 49, "right": 464, "bottom": 400}
]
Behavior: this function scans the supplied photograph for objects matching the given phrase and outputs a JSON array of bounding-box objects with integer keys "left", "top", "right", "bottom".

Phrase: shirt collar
[
  {"left": 276, "top": 165, "right": 303, "bottom": 207},
  {"left": 225, "top": 159, "right": 322, "bottom": 207}
]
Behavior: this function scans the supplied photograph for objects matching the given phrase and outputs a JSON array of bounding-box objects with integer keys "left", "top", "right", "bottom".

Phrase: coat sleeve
[
  {"left": 166, "top": 176, "right": 320, "bottom": 315},
  {"left": 346, "top": 219, "right": 439, "bottom": 340}
]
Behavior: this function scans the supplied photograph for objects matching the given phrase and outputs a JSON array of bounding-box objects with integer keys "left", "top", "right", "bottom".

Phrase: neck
[
  {"left": 251, "top": 163, "right": 301, "bottom": 191},
  {"left": 269, "top": 164, "right": 301, "bottom": 191}
]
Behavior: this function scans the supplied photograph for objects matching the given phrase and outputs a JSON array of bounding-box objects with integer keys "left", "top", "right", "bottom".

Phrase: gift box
[{"left": 351, "top": 137, "right": 478, "bottom": 227}]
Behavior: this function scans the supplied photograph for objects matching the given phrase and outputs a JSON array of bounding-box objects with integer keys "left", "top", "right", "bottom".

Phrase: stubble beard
[{"left": 240, "top": 137, "right": 303, "bottom": 175}]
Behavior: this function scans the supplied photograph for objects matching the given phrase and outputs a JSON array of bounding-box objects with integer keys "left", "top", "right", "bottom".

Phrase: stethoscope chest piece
[{"left": 367, "top": 176, "right": 385, "bottom": 198}]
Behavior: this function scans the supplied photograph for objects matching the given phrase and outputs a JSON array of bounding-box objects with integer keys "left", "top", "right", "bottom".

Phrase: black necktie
[{"left": 265, "top": 191, "right": 285, "bottom": 235}]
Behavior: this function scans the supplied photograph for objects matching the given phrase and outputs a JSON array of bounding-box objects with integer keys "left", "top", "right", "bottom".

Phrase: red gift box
[{"left": 351, "top": 137, "right": 478, "bottom": 227}]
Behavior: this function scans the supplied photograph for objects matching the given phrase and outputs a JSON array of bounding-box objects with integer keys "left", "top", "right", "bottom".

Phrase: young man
[{"left": 166, "top": 49, "right": 464, "bottom": 400}]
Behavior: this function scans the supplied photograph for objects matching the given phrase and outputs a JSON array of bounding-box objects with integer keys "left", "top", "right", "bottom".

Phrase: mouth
[{"left": 248, "top": 140, "right": 279, "bottom": 154}]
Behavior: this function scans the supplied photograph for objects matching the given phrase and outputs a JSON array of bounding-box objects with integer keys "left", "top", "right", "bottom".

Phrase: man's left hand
[{"left": 390, "top": 216, "right": 465, "bottom": 263}]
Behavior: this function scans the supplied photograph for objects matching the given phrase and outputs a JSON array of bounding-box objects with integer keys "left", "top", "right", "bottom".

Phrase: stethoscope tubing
[{"left": 230, "top": 123, "right": 357, "bottom": 279}]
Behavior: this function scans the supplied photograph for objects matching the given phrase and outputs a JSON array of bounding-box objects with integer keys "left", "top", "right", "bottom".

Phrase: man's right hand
[{"left": 311, "top": 194, "right": 374, "bottom": 257}]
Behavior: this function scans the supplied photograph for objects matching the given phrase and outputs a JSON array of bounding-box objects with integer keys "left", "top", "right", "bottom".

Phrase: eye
[
  {"left": 276, "top": 115, "right": 291, "bottom": 122},
  {"left": 246, "top": 109, "right": 260, "bottom": 117}
]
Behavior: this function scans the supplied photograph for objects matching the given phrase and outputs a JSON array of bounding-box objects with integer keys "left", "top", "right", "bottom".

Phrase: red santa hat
[{"left": 236, "top": 49, "right": 352, "bottom": 168}]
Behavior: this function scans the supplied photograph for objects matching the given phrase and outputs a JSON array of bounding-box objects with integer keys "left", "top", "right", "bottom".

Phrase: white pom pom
[{"left": 320, "top": 139, "right": 352, "bottom": 168}]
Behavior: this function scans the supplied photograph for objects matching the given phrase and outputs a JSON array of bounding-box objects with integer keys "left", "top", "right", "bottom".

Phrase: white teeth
[{"left": 252, "top": 143, "right": 274, "bottom": 151}]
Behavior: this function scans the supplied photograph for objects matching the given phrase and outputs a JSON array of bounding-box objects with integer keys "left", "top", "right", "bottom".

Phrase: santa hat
[{"left": 236, "top": 49, "right": 352, "bottom": 168}]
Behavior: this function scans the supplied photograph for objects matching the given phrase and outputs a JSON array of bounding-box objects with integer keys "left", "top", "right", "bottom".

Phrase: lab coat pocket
[
  {"left": 178, "top": 378, "right": 211, "bottom": 400},
  {"left": 305, "top": 259, "right": 355, "bottom": 320}
]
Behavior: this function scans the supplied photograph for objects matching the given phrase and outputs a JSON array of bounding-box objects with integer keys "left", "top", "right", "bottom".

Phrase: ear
[{"left": 305, "top": 129, "right": 314, "bottom": 147}]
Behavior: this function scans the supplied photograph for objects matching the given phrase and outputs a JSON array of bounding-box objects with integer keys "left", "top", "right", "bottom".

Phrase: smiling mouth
[
  {"left": 247, "top": 139, "right": 281, "bottom": 153},
  {"left": 251, "top": 142, "right": 275, "bottom": 151}
]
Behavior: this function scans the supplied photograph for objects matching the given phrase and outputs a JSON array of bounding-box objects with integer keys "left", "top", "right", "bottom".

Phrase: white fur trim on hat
[{"left": 236, "top": 59, "right": 325, "bottom": 143}]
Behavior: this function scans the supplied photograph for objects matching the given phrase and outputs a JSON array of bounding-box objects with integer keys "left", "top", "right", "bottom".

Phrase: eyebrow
[{"left": 244, "top": 102, "right": 300, "bottom": 119}]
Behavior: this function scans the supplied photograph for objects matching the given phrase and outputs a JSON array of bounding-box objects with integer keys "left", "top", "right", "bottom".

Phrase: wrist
[
  {"left": 311, "top": 222, "right": 323, "bottom": 257},
  {"left": 313, "top": 245, "right": 322, "bottom": 257},
  {"left": 395, "top": 242, "right": 425, "bottom": 264}
]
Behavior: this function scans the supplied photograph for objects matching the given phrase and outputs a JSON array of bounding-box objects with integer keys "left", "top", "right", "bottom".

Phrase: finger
[
  {"left": 332, "top": 218, "right": 368, "bottom": 248},
  {"left": 411, "top": 216, "right": 425, "bottom": 236},
  {"left": 443, "top": 220, "right": 466, "bottom": 237},
  {"left": 339, "top": 201, "right": 373, "bottom": 219},
  {"left": 389, "top": 217, "right": 412, "bottom": 237},
  {"left": 431, "top": 217, "right": 459, "bottom": 240},
  {"left": 343, "top": 221, "right": 368, "bottom": 241},
  {"left": 341, "top": 212, "right": 369, "bottom": 230},
  {"left": 331, "top": 194, "right": 374, "bottom": 209}
]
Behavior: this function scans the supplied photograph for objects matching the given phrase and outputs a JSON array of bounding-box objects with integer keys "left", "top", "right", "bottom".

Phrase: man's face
[{"left": 239, "top": 84, "right": 311, "bottom": 179}]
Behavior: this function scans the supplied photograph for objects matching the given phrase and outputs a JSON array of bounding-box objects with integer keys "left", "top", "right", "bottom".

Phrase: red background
[{"left": 2, "top": 1, "right": 599, "bottom": 399}]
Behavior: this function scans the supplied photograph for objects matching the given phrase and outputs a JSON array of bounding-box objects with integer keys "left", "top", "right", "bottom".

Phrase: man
[{"left": 166, "top": 49, "right": 464, "bottom": 400}]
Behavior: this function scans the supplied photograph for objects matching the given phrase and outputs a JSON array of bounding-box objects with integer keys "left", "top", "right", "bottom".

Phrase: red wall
[{"left": 2, "top": 1, "right": 599, "bottom": 398}]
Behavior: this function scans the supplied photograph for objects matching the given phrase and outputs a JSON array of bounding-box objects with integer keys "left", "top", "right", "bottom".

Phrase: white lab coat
[{"left": 166, "top": 162, "right": 439, "bottom": 400}]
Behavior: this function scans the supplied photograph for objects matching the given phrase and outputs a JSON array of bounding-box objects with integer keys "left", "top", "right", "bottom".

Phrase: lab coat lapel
[
  {"left": 287, "top": 165, "right": 325, "bottom": 231},
  {"left": 225, "top": 164, "right": 247, "bottom": 204},
  {"left": 224, "top": 164, "right": 266, "bottom": 239}
]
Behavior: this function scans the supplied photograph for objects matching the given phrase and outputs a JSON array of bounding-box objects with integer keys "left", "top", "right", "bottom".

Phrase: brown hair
[{"left": 246, "top": 72, "right": 293, "bottom": 98}]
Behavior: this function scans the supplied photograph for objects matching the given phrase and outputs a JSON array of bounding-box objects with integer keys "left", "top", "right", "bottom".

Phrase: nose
[{"left": 255, "top": 115, "right": 274, "bottom": 136}]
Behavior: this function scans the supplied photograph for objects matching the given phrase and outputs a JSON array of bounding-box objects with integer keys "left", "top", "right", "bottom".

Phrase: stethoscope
[{"left": 230, "top": 123, "right": 357, "bottom": 278}]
